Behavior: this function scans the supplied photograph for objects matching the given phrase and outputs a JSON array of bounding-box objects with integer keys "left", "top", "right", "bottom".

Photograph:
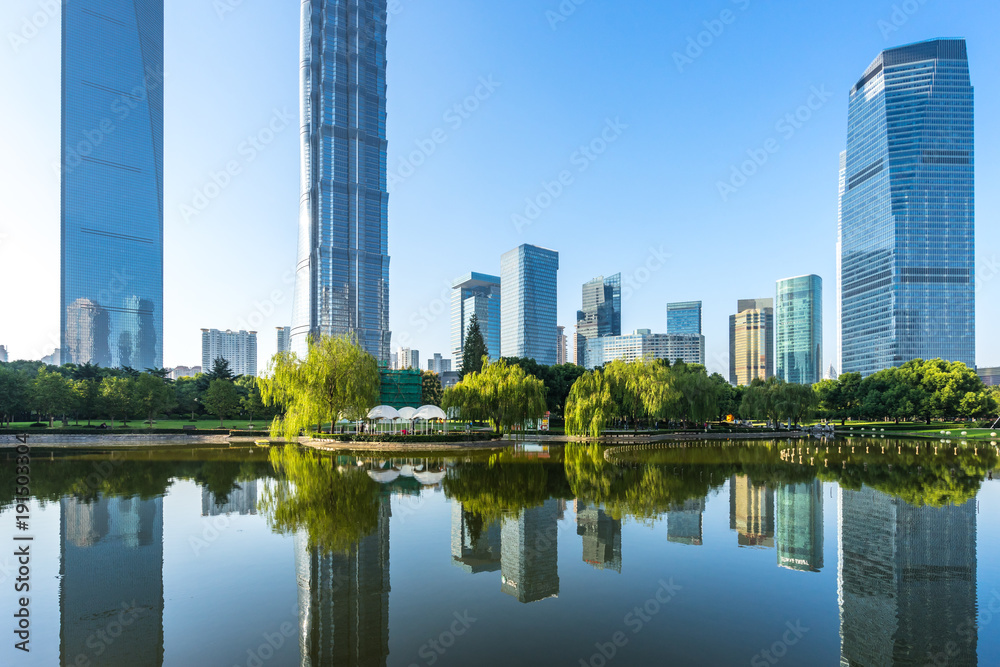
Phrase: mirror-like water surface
[{"left": 1, "top": 439, "right": 998, "bottom": 666}]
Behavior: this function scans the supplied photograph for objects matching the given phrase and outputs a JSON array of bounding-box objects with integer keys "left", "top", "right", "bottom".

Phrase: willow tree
[
  {"left": 443, "top": 358, "right": 546, "bottom": 435},
  {"left": 259, "top": 334, "right": 380, "bottom": 440},
  {"left": 565, "top": 370, "right": 616, "bottom": 438}
]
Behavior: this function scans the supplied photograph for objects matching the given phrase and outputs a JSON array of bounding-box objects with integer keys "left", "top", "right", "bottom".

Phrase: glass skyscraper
[
  {"left": 667, "top": 301, "right": 703, "bottom": 336},
  {"left": 451, "top": 272, "right": 501, "bottom": 370},
  {"left": 776, "top": 275, "right": 823, "bottom": 385},
  {"left": 840, "top": 39, "right": 975, "bottom": 377},
  {"left": 500, "top": 245, "right": 559, "bottom": 365},
  {"left": 291, "top": 0, "right": 391, "bottom": 362},
  {"left": 575, "top": 274, "right": 621, "bottom": 365},
  {"left": 61, "top": 0, "right": 164, "bottom": 370}
]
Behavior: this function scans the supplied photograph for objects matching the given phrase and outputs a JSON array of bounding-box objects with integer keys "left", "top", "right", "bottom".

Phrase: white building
[
  {"left": 169, "top": 366, "right": 202, "bottom": 380},
  {"left": 395, "top": 348, "right": 419, "bottom": 370},
  {"left": 427, "top": 353, "right": 451, "bottom": 374},
  {"left": 201, "top": 329, "right": 257, "bottom": 377},
  {"left": 585, "top": 330, "right": 705, "bottom": 369}
]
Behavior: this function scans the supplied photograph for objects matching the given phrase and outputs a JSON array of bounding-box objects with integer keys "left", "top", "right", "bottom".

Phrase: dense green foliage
[
  {"left": 460, "top": 314, "right": 489, "bottom": 378},
  {"left": 501, "top": 357, "right": 586, "bottom": 417},
  {"left": 421, "top": 371, "right": 444, "bottom": 407},
  {"left": 740, "top": 376, "right": 818, "bottom": 425},
  {"left": 443, "top": 358, "right": 548, "bottom": 435}
]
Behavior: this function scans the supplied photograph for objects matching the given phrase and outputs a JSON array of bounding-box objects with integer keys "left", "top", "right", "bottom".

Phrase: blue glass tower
[
  {"left": 451, "top": 272, "right": 501, "bottom": 370},
  {"left": 667, "top": 301, "right": 703, "bottom": 336},
  {"left": 500, "top": 245, "right": 559, "bottom": 365},
  {"left": 291, "top": 0, "right": 391, "bottom": 362},
  {"left": 776, "top": 275, "right": 823, "bottom": 385},
  {"left": 840, "top": 39, "right": 975, "bottom": 377},
  {"left": 575, "top": 274, "right": 621, "bottom": 365},
  {"left": 61, "top": 0, "right": 164, "bottom": 369}
]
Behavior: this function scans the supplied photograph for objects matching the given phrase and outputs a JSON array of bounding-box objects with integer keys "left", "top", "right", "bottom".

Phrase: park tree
[
  {"left": 0, "top": 366, "right": 31, "bottom": 426},
  {"left": 260, "top": 335, "right": 381, "bottom": 440},
  {"left": 174, "top": 377, "right": 202, "bottom": 422},
  {"left": 101, "top": 376, "right": 137, "bottom": 428},
  {"left": 199, "top": 357, "right": 236, "bottom": 390},
  {"left": 460, "top": 314, "right": 489, "bottom": 378},
  {"left": 443, "top": 358, "right": 547, "bottom": 435},
  {"left": 421, "top": 371, "right": 444, "bottom": 407},
  {"left": 31, "top": 368, "right": 77, "bottom": 427},
  {"left": 204, "top": 379, "right": 241, "bottom": 428},
  {"left": 74, "top": 378, "right": 103, "bottom": 426},
  {"left": 565, "top": 370, "right": 616, "bottom": 438},
  {"left": 237, "top": 376, "right": 266, "bottom": 427},
  {"left": 133, "top": 372, "right": 175, "bottom": 428}
]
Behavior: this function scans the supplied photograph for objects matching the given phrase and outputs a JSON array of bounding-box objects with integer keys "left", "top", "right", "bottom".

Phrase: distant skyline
[{"left": 2, "top": 1, "right": 999, "bottom": 375}]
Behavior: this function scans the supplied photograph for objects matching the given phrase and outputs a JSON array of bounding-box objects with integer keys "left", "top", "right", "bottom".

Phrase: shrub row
[{"left": 310, "top": 432, "right": 498, "bottom": 444}]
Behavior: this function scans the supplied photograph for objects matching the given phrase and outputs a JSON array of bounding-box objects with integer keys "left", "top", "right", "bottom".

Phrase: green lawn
[{"left": 838, "top": 421, "right": 998, "bottom": 441}]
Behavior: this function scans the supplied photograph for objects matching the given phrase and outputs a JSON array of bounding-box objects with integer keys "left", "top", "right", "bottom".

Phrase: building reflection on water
[
  {"left": 60, "top": 495, "right": 164, "bottom": 667},
  {"left": 776, "top": 480, "right": 824, "bottom": 572},
  {"left": 838, "top": 487, "right": 977, "bottom": 666},
  {"left": 501, "top": 499, "right": 561, "bottom": 603},
  {"left": 202, "top": 480, "right": 258, "bottom": 516},
  {"left": 667, "top": 498, "right": 705, "bottom": 546},
  {"left": 730, "top": 475, "right": 775, "bottom": 547},
  {"left": 576, "top": 500, "right": 623, "bottom": 571},
  {"left": 451, "top": 504, "right": 502, "bottom": 574}
]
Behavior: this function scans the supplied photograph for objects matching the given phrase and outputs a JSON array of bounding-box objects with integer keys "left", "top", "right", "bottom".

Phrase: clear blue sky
[{"left": 1, "top": 0, "right": 998, "bottom": 375}]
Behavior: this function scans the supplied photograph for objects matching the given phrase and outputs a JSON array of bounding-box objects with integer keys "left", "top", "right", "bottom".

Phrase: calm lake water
[{"left": 1, "top": 438, "right": 998, "bottom": 667}]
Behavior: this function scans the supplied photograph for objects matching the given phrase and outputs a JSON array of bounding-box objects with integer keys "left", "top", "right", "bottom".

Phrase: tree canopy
[
  {"left": 443, "top": 358, "right": 547, "bottom": 435},
  {"left": 460, "top": 314, "right": 489, "bottom": 378}
]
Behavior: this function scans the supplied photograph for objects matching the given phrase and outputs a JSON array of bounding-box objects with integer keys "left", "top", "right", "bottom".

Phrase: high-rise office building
[
  {"left": 295, "top": 496, "right": 390, "bottom": 666},
  {"left": 61, "top": 0, "right": 164, "bottom": 370},
  {"left": 501, "top": 499, "right": 560, "bottom": 603},
  {"left": 451, "top": 504, "right": 502, "bottom": 574},
  {"left": 840, "top": 39, "right": 975, "bottom": 377},
  {"left": 776, "top": 275, "right": 823, "bottom": 385},
  {"left": 585, "top": 330, "right": 705, "bottom": 369},
  {"left": 836, "top": 151, "right": 846, "bottom": 375},
  {"left": 451, "top": 273, "right": 501, "bottom": 370},
  {"left": 61, "top": 495, "right": 164, "bottom": 665},
  {"left": 276, "top": 326, "right": 291, "bottom": 355},
  {"left": 395, "top": 347, "right": 419, "bottom": 370},
  {"left": 729, "top": 475, "right": 774, "bottom": 548},
  {"left": 729, "top": 299, "right": 774, "bottom": 386},
  {"left": 575, "top": 274, "right": 621, "bottom": 365},
  {"left": 500, "top": 245, "right": 559, "bottom": 365},
  {"left": 667, "top": 301, "right": 703, "bottom": 336},
  {"left": 839, "top": 486, "right": 976, "bottom": 666},
  {"left": 41, "top": 349, "right": 62, "bottom": 366},
  {"left": 776, "top": 481, "right": 823, "bottom": 572},
  {"left": 0, "top": 345, "right": 7, "bottom": 362},
  {"left": 201, "top": 329, "right": 257, "bottom": 377},
  {"left": 576, "top": 501, "right": 622, "bottom": 572},
  {"left": 667, "top": 498, "right": 706, "bottom": 546},
  {"left": 556, "top": 326, "right": 568, "bottom": 365},
  {"left": 427, "top": 353, "right": 451, "bottom": 374},
  {"left": 977, "top": 367, "right": 1000, "bottom": 387},
  {"left": 291, "top": 0, "right": 391, "bottom": 363}
]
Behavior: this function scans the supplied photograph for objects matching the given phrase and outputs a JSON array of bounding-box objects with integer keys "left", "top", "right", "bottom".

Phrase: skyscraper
[
  {"left": 667, "top": 301, "right": 703, "bottom": 336},
  {"left": 61, "top": 0, "right": 164, "bottom": 370},
  {"left": 276, "top": 326, "right": 291, "bottom": 355},
  {"left": 840, "top": 39, "right": 975, "bottom": 377},
  {"left": 839, "top": 486, "right": 977, "bottom": 665},
  {"left": 775, "top": 480, "right": 823, "bottom": 572},
  {"left": 776, "top": 275, "right": 823, "bottom": 385},
  {"left": 575, "top": 274, "right": 621, "bottom": 365},
  {"left": 729, "top": 299, "right": 774, "bottom": 385},
  {"left": 291, "top": 0, "right": 391, "bottom": 362},
  {"left": 0, "top": 345, "right": 7, "bottom": 362},
  {"left": 556, "top": 326, "right": 568, "bottom": 365},
  {"left": 500, "top": 245, "right": 559, "bottom": 365},
  {"left": 201, "top": 329, "right": 257, "bottom": 377},
  {"left": 451, "top": 273, "right": 501, "bottom": 370}
]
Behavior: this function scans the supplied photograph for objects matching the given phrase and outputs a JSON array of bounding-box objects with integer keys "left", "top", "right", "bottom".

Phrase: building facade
[
  {"left": 776, "top": 275, "right": 823, "bottom": 385},
  {"left": 729, "top": 299, "right": 774, "bottom": 386},
  {"left": 451, "top": 273, "right": 501, "bottom": 370},
  {"left": 0, "top": 345, "right": 7, "bottom": 362},
  {"left": 291, "top": 0, "right": 391, "bottom": 363},
  {"left": 168, "top": 365, "right": 201, "bottom": 380},
  {"left": 776, "top": 480, "right": 823, "bottom": 572},
  {"left": 840, "top": 39, "right": 975, "bottom": 377},
  {"left": 500, "top": 245, "right": 559, "bottom": 365},
  {"left": 427, "top": 353, "right": 451, "bottom": 374},
  {"left": 61, "top": 0, "right": 165, "bottom": 370},
  {"left": 584, "top": 330, "right": 705, "bottom": 369},
  {"left": 395, "top": 348, "right": 419, "bottom": 370},
  {"left": 575, "top": 274, "right": 621, "bottom": 364},
  {"left": 556, "top": 326, "right": 568, "bottom": 365},
  {"left": 730, "top": 475, "right": 774, "bottom": 548},
  {"left": 667, "top": 301, "right": 703, "bottom": 336},
  {"left": 276, "top": 326, "right": 291, "bottom": 355},
  {"left": 977, "top": 367, "right": 1000, "bottom": 387},
  {"left": 201, "top": 329, "right": 257, "bottom": 377}
]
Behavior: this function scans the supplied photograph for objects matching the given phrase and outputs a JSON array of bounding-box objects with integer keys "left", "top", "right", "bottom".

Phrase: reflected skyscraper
[
  {"left": 295, "top": 496, "right": 390, "bottom": 667},
  {"left": 61, "top": 1, "right": 164, "bottom": 369},
  {"left": 730, "top": 476, "right": 774, "bottom": 547},
  {"left": 60, "top": 495, "right": 164, "bottom": 666},
  {"left": 291, "top": 0, "right": 391, "bottom": 362},
  {"left": 840, "top": 39, "right": 975, "bottom": 376},
  {"left": 667, "top": 498, "right": 706, "bottom": 546},
  {"left": 501, "top": 500, "right": 560, "bottom": 603},
  {"left": 451, "top": 504, "right": 502, "bottom": 574},
  {"left": 776, "top": 481, "right": 823, "bottom": 572},
  {"left": 576, "top": 501, "right": 622, "bottom": 572},
  {"left": 839, "top": 487, "right": 977, "bottom": 666},
  {"left": 201, "top": 480, "right": 258, "bottom": 517}
]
